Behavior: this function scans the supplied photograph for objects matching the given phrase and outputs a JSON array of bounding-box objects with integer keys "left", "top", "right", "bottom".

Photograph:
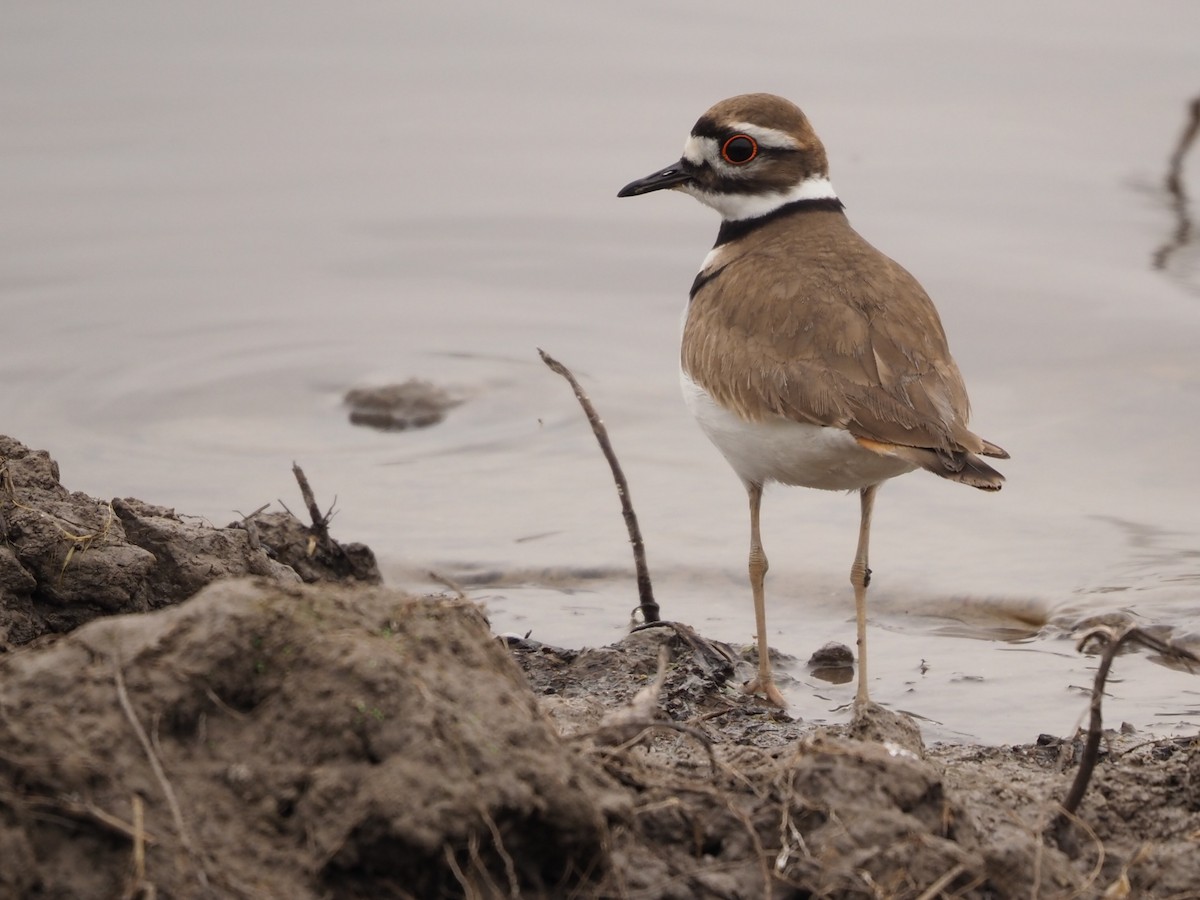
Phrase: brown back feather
[{"left": 682, "top": 208, "right": 1008, "bottom": 475}]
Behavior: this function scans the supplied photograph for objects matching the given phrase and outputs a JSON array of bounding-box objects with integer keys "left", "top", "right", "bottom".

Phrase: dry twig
[
  {"left": 120, "top": 794, "right": 157, "bottom": 900},
  {"left": 914, "top": 863, "right": 967, "bottom": 900},
  {"left": 1051, "top": 624, "right": 1199, "bottom": 847},
  {"left": 428, "top": 570, "right": 467, "bottom": 600},
  {"left": 290, "top": 461, "right": 337, "bottom": 556},
  {"left": 114, "top": 661, "right": 209, "bottom": 892},
  {"left": 538, "top": 349, "right": 660, "bottom": 624},
  {"left": 232, "top": 503, "right": 270, "bottom": 552},
  {"left": 479, "top": 808, "right": 521, "bottom": 899},
  {"left": 0, "top": 788, "right": 158, "bottom": 848},
  {"left": 132, "top": 794, "right": 146, "bottom": 880}
]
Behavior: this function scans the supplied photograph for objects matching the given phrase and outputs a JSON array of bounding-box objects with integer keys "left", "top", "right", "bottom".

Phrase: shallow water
[{"left": 3, "top": 2, "right": 1199, "bottom": 744}]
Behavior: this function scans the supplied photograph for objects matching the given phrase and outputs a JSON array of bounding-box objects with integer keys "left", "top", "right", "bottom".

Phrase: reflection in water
[{"left": 1153, "top": 95, "right": 1200, "bottom": 286}]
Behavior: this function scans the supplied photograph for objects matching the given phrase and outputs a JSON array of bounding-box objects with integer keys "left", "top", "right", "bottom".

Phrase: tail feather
[
  {"left": 888, "top": 444, "right": 1006, "bottom": 492},
  {"left": 979, "top": 438, "right": 1010, "bottom": 460}
]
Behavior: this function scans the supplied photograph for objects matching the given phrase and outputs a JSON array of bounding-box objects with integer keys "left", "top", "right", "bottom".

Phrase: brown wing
[{"left": 682, "top": 210, "right": 1007, "bottom": 475}]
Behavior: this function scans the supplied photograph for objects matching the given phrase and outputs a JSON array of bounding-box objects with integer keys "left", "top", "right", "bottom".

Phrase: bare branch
[
  {"left": 1051, "top": 624, "right": 1199, "bottom": 846},
  {"left": 538, "top": 349, "right": 660, "bottom": 624}
]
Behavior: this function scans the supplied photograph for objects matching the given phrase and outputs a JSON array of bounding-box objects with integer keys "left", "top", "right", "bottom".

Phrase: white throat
[{"left": 684, "top": 174, "right": 838, "bottom": 222}]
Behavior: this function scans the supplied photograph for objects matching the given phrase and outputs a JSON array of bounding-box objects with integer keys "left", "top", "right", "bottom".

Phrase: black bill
[{"left": 617, "top": 161, "right": 694, "bottom": 197}]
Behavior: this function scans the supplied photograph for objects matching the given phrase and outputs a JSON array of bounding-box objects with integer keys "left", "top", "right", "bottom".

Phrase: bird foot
[
  {"left": 851, "top": 697, "right": 880, "bottom": 718},
  {"left": 742, "top": 677, "right": 788, "bottom": 708}
]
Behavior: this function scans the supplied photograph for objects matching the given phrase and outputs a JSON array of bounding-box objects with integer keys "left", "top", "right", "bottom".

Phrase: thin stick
[
  {"left": 1052, "top": 805, "right": 1107, "bottom": 892},
  {"left": 1057, "top": 629, "right": 1123, "bottom": 820},
  {"left": 203, "top": 685, "right": 247, "bottom": 721},
  {"left": 443, "top": 844, "right": 474, "bottom": 898},
  {"left": 114, "top": 661, "right": 208, "bottom": 891},
  {"left": 291, "top": 462, "right": 336, "bottom": 539},
  {"left": 914, "top": 863, "right": 966, "bottom": 900},
  {"left": 233, "top": 503, "right": 270, "bottom": 552},
  {"left": 292, "top": 462, "right": 323, "bottom": 529},
  {"left": 1052, "top": 625, "right": 1200, "bottom": 843},
  {"left": 0, "top": 790, "right": 158, "bottom": 847},
  {"left": 428, "top": 570, "right": 467, "bottom": 600},
  {"left": 479, "top": 808, "right": 521, "bottom": 899},
  {"left": 538, "top": 349, "right": 660, "bottom": 623},
  {"left": 132, "top": 794, "right": 146, "bottom": 883}
]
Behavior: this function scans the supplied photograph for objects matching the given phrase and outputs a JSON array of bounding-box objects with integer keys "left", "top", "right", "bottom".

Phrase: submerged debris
[{"left": 343, "top": 379, "right": 464, "bottom": 431}]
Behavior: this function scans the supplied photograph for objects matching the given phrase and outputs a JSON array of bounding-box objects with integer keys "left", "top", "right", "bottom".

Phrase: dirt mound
[
  {"left": 0, "top": 579, "right": 613, "bottom": 899},
  {"left": 0, "top": 435, "right": 378, "bottom": 647}
]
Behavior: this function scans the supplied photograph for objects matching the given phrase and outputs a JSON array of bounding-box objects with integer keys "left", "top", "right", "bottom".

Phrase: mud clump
[
  {"left": 0, "top": 580, "right": 612, "bottom": 899},
  {"left": 0, "top": 435, "right": 377, "bottom": 647},
  {"left": 250, "top": 509, "right": 381, "bottom": 585}
]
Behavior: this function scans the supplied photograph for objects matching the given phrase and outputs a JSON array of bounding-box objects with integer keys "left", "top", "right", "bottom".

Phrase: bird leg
[
  {"left": 851, "top": 484, "right": 878, "bottom": 708},
  {"left": 743, "top": 482, "right": 787, "bottom": 707}
]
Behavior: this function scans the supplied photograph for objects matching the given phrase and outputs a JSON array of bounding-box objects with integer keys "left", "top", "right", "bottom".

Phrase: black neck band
[{"left": 713, "top": 197, "right": 845, "bottom": 247}]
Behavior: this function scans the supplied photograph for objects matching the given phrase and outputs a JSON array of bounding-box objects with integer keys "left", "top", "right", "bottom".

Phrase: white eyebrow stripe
[
  {"left": 682, "top": 134, "right": 718, "bottom": 164},
  {"left": 727, "top": 122, "right": 800, "bottom": 150}
]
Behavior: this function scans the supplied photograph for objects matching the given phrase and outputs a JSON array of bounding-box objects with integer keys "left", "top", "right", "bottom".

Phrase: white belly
[{"left": 681, "top": 370, "right": 916, "bottom": 491}]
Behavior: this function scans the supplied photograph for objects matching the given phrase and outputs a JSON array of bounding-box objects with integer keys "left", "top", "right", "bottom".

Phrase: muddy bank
[
  {"left": 0, "top": 435, "right": 1198, "bottom": 898},
  {"left": 0, "top": 434, "right": 378, "bottom": 647}
]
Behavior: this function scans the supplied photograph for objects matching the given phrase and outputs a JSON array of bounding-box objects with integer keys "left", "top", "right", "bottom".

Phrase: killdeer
[{"left": 618, "top": 93, "right": 1008, "bottom": 709}]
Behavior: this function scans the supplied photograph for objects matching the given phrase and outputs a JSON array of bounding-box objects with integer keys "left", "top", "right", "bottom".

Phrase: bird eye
[{"left": 721, "top": 134, "right": 758, "bottom": 165}]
